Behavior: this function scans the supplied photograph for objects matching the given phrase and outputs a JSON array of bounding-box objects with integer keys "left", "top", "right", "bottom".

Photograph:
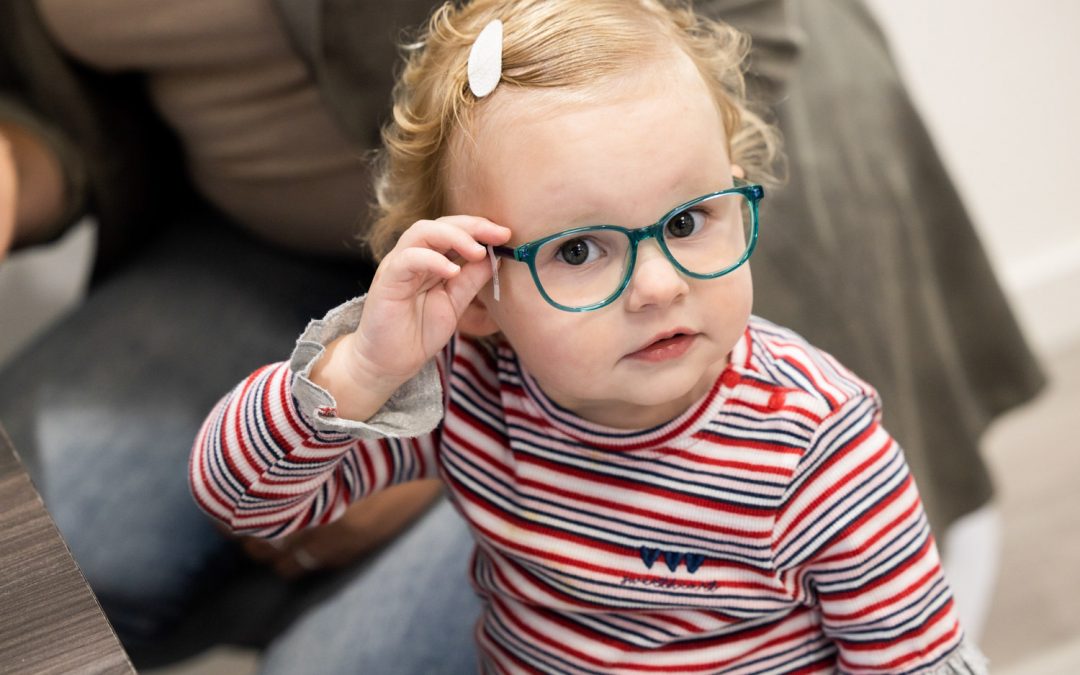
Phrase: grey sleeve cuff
[
  {"left": 289, "top": 295, "right": 444, "bottom": 439},
  {"left": 919, "top": 639, "right": 989, "bottom": 675}
]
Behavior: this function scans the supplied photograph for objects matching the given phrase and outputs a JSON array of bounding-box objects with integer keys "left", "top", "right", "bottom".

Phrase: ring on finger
[{"left": 292, "top": 547, "right": 320, "bottom": 571}]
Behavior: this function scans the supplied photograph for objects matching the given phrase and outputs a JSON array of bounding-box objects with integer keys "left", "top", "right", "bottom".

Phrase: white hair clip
[{"left": 468, "top": 20, "right": 503, "bottom": 98}]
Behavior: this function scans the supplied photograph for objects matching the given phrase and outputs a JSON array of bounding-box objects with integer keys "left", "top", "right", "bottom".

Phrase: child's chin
[{"left": 625, "top": 379, "right": 712, "bottom": 417}]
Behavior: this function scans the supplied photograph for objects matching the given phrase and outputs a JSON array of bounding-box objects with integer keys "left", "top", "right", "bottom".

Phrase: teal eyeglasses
[{"left": 492, "top": 180, "right": 763, "bottom": 312}]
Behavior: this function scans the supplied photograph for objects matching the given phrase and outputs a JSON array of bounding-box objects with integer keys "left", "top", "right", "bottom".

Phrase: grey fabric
[
  {"left": 717, "top": 0, "right": 1046, "bottom": 533},
  {"left": 314, "top": 0, "right": 436, "bottom": 147},
  {"left": 925, "top": 640, "right": 990, "bottom": 675},
  {"left": 291, "top": 295, "right": 443, "bottom": 438},
  {"left": 270, "top": 0, "right": 322, "bottom": 75},
  {"left": 699, "top": 0, "right": 804, "bottom": 103}
]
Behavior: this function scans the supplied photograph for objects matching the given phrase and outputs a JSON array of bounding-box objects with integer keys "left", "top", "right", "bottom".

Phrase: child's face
[{"left": 449, "top": 51, "right": 752, "bottom": 429}]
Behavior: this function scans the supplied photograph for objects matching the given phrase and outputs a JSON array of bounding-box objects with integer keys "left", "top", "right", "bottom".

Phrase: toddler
[{"left": 191, "top": 0, "right": 988, "bottom": 671}]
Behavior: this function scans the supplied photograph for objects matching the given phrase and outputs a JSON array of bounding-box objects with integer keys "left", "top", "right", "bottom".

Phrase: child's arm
[
  {"left": 189, "top": 216, "right": 510, "bottom": 538},
  {"left": 773, "top": 395, "right": 988, "bottom": 674}
]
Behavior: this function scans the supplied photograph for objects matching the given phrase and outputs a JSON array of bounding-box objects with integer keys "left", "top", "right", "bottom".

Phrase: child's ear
[
  {"left": 458, "top": 295, "right": 501, "bottom": 337},
  {"left": 732, "top": 163, "right": 746, "bottom": 180}
]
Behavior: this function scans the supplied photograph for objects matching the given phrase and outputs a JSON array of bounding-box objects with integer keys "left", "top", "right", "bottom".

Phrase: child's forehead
[
  {"left": 448, "top": 103, "right": 731, "bottom": 242},
  {"left": 449, "top": 47, "right": 720, "bottom": 178}
]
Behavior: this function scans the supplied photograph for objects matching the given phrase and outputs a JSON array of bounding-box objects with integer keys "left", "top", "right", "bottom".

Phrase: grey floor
[
  {"left": 3, "top": 228, "right": 1078, "bottom": 674},
  {"left": 980, "top": 340, "right": 1080, "bottom": 674}
]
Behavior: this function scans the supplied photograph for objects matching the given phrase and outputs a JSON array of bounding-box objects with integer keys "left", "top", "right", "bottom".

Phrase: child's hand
[
  {"left": 311, "top": 216, "right": 509, "bottom": 420},
  {"left": 358, "top": 215, "right": 510, "bottom": 379}
]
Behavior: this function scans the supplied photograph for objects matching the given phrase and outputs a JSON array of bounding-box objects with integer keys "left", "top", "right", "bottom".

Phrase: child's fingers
[
  {"left": 398, "top": 216, "right": 510, "bottom": 261},
  {"left": 380, "top": 246, "right": 462, "bottom": 296},
  {"left": 435, "top": 215, "right": 512, "bottom": 245},
  {"left": 397, "top": 219, "right": 486, "bottom": 262}
]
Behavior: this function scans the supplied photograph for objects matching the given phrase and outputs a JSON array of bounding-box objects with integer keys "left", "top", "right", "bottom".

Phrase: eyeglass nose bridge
[
  {"left": 605, "top": 220, "right": 688, "bottom": 310},
  {"left": 623, "top": 218, "right": 680, "bottom": 274}
]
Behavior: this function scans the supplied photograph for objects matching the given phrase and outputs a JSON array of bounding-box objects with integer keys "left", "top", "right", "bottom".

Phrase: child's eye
[
  {"left": 666, "top": 209, "right": 706, "bottom": 238},
  {"left": 556, "top": 237, "right": 602, "bottom": 265}
]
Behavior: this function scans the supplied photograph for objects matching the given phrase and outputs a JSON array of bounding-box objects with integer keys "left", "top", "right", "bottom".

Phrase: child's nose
[{"left": 624, "top": 244, "right": 689, "bottom": 311}]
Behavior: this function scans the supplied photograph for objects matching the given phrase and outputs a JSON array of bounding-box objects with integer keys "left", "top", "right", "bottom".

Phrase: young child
[{"left": 190, "top": 0, "right": 988, "bottom": 671}]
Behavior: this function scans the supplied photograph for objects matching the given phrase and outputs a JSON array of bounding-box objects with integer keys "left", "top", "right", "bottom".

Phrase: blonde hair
[{"left": 366, "top": 0, "right": 780, "bottom": 260}]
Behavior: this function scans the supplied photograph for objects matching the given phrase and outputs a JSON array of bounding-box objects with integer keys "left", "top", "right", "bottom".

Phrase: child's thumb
[{"left": 446, "top": 256, "right": 496, "bottom": 316}]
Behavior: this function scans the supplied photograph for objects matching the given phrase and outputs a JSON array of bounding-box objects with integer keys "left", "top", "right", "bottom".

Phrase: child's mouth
[{"left": 627, "top": 332, "right": 697, "bottom": 362}]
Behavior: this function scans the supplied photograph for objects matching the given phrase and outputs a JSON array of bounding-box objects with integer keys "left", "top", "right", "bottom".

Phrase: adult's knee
[{"left": 27, "top": 403, "right": 237, "bottom": 643}]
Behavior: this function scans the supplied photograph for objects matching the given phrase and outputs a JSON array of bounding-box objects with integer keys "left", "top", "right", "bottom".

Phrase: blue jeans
[
  {"left": 0, "top": 213, "right": 479, "bottom": 671},
  {"left": 260, "top": 498, "right": 481, "bottom": 675}
]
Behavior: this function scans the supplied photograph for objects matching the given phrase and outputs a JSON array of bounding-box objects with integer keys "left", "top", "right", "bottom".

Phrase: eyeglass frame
[{"left": 490, "top": 179, "right": 764, "bottom": 312}]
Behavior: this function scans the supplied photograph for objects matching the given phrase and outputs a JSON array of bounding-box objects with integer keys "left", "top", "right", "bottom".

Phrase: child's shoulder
[{"left": 740, "top": 315, "right": 882, "bottom": 418}]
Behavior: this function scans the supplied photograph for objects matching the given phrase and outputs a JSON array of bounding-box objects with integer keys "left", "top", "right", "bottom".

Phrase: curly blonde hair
[{"left": 366, "top": 0, "right": 780, "bottom": 260}]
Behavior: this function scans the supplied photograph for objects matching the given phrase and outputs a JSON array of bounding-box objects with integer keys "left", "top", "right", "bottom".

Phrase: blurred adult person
[{"left": 0, "top": 0, "right": 1042, "bottom": 670}]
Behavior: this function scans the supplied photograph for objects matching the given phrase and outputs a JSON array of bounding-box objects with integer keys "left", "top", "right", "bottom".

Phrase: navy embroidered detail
[
  {"left": 639, "top": 546, "right": 706, "bottom": 574},
  {"left": 639, "top": 546, "right": 662, "bottom": 569},
  {"left": 684, "top": 553, "right": 705, "bottom": 573}
]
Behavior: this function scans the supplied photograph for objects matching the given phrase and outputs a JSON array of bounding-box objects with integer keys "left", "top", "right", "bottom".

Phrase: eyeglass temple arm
[
  {"left": 485, "top": 244, "right": 517, "bottom": 302},
  {"left": 731, "top": 177, "right": 764, "bottom": 201}
]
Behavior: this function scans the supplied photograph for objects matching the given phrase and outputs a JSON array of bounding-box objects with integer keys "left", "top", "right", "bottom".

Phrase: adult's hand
[
  {"left": 0, "top": 121, "right": 67, "bottom": 260},
  {"left": 239, "top": 479, "right": 445, "bottom": 579},
  {"left": 0, "top": 130, "right": 16, "bottom": 259}
]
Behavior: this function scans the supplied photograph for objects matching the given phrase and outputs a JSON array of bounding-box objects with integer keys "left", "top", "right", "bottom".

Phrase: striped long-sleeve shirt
[{"left": 190, "top": 307, "right": 986, "bottom": 674}]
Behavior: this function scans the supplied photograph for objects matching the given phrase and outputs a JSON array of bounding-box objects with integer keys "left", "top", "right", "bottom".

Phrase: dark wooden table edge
[{"left": 1, "top": 422, "right": 135, "bottom": 673}]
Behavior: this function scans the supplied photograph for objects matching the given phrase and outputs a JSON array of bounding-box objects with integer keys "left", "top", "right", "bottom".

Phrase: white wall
[{"left": 864, "top": 0, "right": 1080, "bottom": 356}]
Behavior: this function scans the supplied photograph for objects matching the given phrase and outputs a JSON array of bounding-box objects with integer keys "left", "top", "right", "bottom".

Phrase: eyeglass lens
[{"left": 532, "top": 192, "right": 752, "bottom": 309}]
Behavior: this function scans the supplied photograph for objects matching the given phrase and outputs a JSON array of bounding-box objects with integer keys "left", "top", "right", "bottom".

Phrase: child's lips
[{"left": 626, "top": 331, "right": 698, "bottom": 362}]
